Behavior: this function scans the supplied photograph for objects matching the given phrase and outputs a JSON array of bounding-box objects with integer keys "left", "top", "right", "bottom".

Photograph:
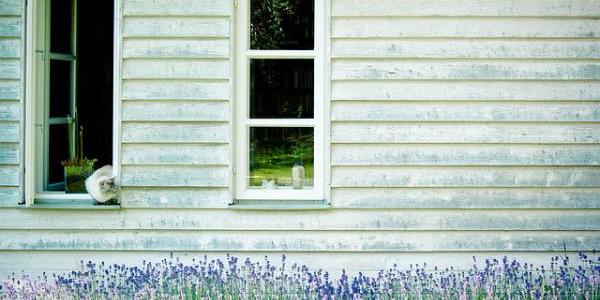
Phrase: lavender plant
[{"left": 1, "top": 252, "right": 598, "bottom": 299}]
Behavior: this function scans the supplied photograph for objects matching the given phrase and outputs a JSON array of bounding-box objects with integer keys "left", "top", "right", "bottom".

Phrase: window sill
[
  {"left": 20, "top": 199, "right": 121, "bottom": 210},
  {"left": 230, "top": 199, "right": 330, "bottom": 210}
]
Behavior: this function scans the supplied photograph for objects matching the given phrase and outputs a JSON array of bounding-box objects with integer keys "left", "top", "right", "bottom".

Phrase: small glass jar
[{"left": 291, "top": 159, "right": 305, "bottom": 189}]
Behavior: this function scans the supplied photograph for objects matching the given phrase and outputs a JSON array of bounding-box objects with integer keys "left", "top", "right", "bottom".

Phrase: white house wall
[
  {"left": 0, "top": 0, "right": 599, "bottom": 277},
  {"left": 0, "top": 0, "right": 22, "bottom": 206}
]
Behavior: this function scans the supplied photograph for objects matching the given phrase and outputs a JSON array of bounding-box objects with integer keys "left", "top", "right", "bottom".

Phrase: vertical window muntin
[{"left": 236, "top": 0, "right": 324, "bottom": 200}]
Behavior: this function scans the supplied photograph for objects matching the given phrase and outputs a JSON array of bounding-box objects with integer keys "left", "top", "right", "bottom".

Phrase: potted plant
[{"left": 61, "top": 115, "right": 97, "bottom": 193}]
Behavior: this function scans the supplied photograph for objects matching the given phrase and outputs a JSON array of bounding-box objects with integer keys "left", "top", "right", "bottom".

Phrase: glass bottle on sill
[{"left": 291, "top": 158, "right": 305, "bottom": 190}]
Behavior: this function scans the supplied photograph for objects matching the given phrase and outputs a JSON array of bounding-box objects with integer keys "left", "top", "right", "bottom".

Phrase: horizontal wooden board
[
  {"left": 0, "top": 186, "right": 18, "bottom": 206},
  {"left": 332, "top": 40, "right": 600, "bottom": 59},
  {"left": 0, "top": 79, "right": 19, "bottom": 99},
  {"left": 0, "top": 59, "right": 20, "bottom": 79},
  {"left": 123, "top": 59, "right": 229, "bottom": 79},
  {"left": 332, "top": 60, "right": 600, "bottom": 80},
  {"left": 332, "top": 81, "right": 600, "bottom": 101},
  {"left": 331, "top": 187, "right": 600, "bottom": 209},
  {"left": 0, "top": 38, "right": 20, "bottom": 58},
  {"left": 0, "top": 251, "right": 584, "bottom": 276},
  {"left": 2, "top": 208, "right": 599, "bottom": 231},
  {"left": 332, "top": 17, "right": 600, "bottom": 38},
  {"left": 122, "top": 101, "right": 229, "bottom": 121},
  {"left": 122, "top": 144, "right": 229, "bottom": 165},
  {"left": 0, "top": 17, "right": 20, "bottom": 37},
  {"left": 0, "top": 100, "right": 18, "bottom": 120},
  {"left": 122, "top": 80, "right": 229, "bottom": 100},
  {"left": 0, "top": 0, "right": 21, "bottom": 16},
  {"left": 332, "top": 123, "right": 600, "bottom": 144},
  {"left": 331, "top": 166, "right": 600, "bottom": 188},
  {"left": 0, "top": 165, "right": 19, "bottom": 186},
  {"left": 331, "top": 144, "right": 600, "bottom": 166},
  {"left": 0, "top": 123, "right": 18, "bottom": 142},
  {"left": 331, "top": 102, "right": 600, "bottom": 122},
  {"left": 122, "top": 39, "right": 229, "bottom": 58},
  {"left": 123, "top": 17, "right": 229, "bottom": 37},
  {"left": 0, "top": 143, "right": 18, "bottom": 164},
  {"left": 1, "top": 230, "right": 597, "bottom": 252},
  {"left": 332, "top": 0, "right": 600, "bottom": 17},
  {"left": 121, "top": 165, "right": 229, "bottom": 187},
  {"left": 123, "top": 0, "right": 230, "bottom": 16},
  {"left": 122, "top": 122, "right": 228, "bottom": 143},
  {"left": 120, "top": 187, "right": 230, "bottom": 208}
]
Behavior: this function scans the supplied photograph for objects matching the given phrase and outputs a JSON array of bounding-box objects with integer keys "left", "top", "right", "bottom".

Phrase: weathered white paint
[
  {"left": 123, "top": 17, "right": 229, "bottom": 37},
  {"left": 0, "top": 0, "right": 598, "bottom": 279},
  {"left": 332, "top": 60, "right": 600, "bottom": 81},
  {"left": 331, "top": 144, "right": 600, "bottom": 166},
  {"left": 332, "top": 81, "right": 600, "bottom": 101},
  {"left": 332, "top": 102, "right": 600, "bottom": 122},
  {"left": 332, "top": 18, "right": 600, "bottom": 38},
  {"left": 331, "top": 0, "right": 600, "bottom": 17}
]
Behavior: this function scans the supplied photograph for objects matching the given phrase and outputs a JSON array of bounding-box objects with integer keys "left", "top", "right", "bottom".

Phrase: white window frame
[
  {"left": 235, "top": 0, "right": 326, "bottom": 201},
  {"left": 23, "top": 0, "right": 122, "bottom": 205}
]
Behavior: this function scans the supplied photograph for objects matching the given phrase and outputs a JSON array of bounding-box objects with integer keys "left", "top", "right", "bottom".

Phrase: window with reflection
[{"left": 237, "top": 0, "right": 323, "bottom": 199}]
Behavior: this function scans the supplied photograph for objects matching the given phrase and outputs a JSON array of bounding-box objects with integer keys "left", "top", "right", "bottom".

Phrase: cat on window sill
[{"left": 85, "top": 165, "right": 118, "bottom": 205}]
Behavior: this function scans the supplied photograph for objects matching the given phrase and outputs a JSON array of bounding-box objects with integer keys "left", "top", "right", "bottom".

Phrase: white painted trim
[
  {"left": 23, "top": 0, "right": 121, "bottom": 204},
  {"left": 34, "top": 193, "right": 92, "bottom": 200},
  {"left": 246, "top": 50, "right": 315, "bottom": 59},
  {"left": 235, "top": 0, "right": 326, "bottom": 201},
  {"left": 112, "top": 0, "right": 122, "bottom": 188},
  {"left": 245, "top": 119, "right": 315, "bottom": 127}
]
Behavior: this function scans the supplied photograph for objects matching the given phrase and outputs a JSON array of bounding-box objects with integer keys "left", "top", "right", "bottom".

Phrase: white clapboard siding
[
  {"left": 0, "top": 79, "right": 20, "bottom": 99},
  {"left": 331, "top": 166, "right": 600, "bottom": 188},
  {"left": 0, "top": 39, "right": 20, "bottom": 58},
  {"left": 122, "top": 101, "right": 229, "bottom": 121},
  {"left": 0, "top": 59, "right": 21, "bottom": 79},
  {"left": 332, "top": 39, "right": 600, "bottom": 59},
  {"left": 1, "top": 230, "right": 597, "bottom": 252},
  {"left": 2, "top": 208, "right": 599, "bottom": 231},
  {"left": 122, "top": 80, "right": 229, "bottom": 100},
  {"left": 332, "top": 18, "right": 600, "bottom": 38},
  {"left": 123, "top": 59, "right": 229, "bottom": 79},
  {"left": 120, "top": 187, "right": 230, "bottom": 208},
  {"left": 122, "top": 38, "right": 229, "bottom": 58},
  {"left": 332, "top": 81, "right": 600, "bottom": 101},
  {"left": 332, "top": 60, "right": 600, "bottom": 81},
  {"left": 123, "top": 0, "right": 230, "bottom": 16},
  {"left": 331, "top": 123, "right": 600, "bottom": 144},
  {"left": 121, "top": 165, "right": 229, "bottom": 187},
  {"left": 0, "top": 100, "right": 19, "bottom": 121},
  {"left": 332, "top": 102, "right": 600, "bottom": 122},
  {"left": 123, "top": 17, "right": 229, "bottom": 37},
  {"left": 331, "top": 188, "right": 600, "bottom": 209},
  {"left": 0, "top": 143, "right": 18, "bottom": 164},
  {"left": 122, "top": 144, "right": 230, "bottom": 165},
  {"left": 331, "top": 0, "right": 600, "bottom": 17},
  {"left": 331, "top": 144, "right": 600, "bottom": 166},
  {"left": 122, "top": 122, "right": 228, "bottom": 143},
  {"left": 0, "top": 0, "right": 21, "bottom": 207},
  {"left": 0, "top": 17, "right": 21, "bottom": 37}
]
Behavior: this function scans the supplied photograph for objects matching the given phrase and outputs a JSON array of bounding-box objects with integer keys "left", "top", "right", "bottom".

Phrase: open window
[
  {"left": 25, "top": 0, "right": 117, "bottom": 203},
  {"left": 235, "top": 0, "right": 325, "bottom": 201}
]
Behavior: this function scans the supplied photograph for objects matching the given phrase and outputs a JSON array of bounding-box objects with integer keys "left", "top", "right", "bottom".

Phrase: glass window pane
[
  {"left": 50, "top": 0, "right": 73, "bottom": 53},
  {"left": 250, "top": 0, "right": 314, "bottom": 50},
  {"left": 249, "top": 127, "right": 313, "bottom": 189},
  {"left": 250, "top": 59, "right": 313, "bottom": 119},
  {"left": 49, "top": 59, "right": 72, "bottom": 118},
  {"left": 48, "top": 124, "right": 69, "bottom": 189}
]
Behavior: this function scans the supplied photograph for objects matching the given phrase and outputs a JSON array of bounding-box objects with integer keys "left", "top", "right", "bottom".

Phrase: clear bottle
[{"left": 291, "top": 158, "right": 305, "bottom": 190}]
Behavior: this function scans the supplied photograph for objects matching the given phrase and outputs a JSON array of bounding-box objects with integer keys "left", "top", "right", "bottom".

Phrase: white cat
[{"left": 85, "top": 165, "right": 117, "bottom": 203}]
